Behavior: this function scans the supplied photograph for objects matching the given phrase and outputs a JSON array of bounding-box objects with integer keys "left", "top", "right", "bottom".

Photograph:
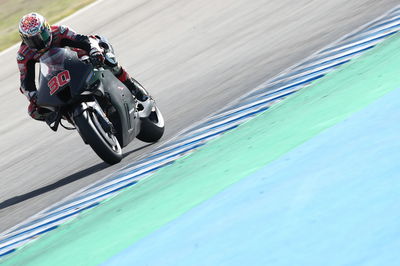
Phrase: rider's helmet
[{"left": 19, "top": 13, "right": 52, "bottom": 52}]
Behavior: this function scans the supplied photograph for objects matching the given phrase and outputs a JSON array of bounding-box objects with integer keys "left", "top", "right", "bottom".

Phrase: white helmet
[{"left": 19, "top": 13, "right": 52, "bottom": 51}]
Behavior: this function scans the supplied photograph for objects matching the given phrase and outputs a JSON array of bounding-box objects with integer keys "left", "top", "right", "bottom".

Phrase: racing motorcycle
[{"left": 36, "top": 47, "right": 165, "bottom": 164}]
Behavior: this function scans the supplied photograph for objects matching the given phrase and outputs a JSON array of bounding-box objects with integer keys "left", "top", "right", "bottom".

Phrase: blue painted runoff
[{"left": 104, "top": 88, "right": 400, "bottom": 266}]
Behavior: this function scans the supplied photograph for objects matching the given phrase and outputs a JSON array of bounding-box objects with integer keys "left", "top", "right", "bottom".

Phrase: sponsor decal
[
  {"left": 17, "top": 54, "right": 25, "bottom": 61},
  {"left": 59, "top": 25, "right": 67, "bottom": 34}
]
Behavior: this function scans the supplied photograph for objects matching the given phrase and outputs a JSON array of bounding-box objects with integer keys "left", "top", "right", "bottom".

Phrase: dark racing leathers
[{"left": 17, "top": 25, "right": 134, "bottom": 120}]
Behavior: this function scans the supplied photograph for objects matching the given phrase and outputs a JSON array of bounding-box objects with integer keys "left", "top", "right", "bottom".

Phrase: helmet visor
[{"left": 22, "top": 25, "right": 51, "bottom": 51}]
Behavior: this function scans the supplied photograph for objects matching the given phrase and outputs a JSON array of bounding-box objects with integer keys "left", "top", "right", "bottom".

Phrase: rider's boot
[
  {"left": 123, "top": 77, "right": 149, "bottom": 102},
  {"left": 115, "top": 67, "right": 149, "bottom": 102}
]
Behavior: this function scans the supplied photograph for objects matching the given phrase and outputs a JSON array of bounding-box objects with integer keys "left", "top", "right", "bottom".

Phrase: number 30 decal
[{"left": 48, "top": 70, "right": 71, "bottom": 95}]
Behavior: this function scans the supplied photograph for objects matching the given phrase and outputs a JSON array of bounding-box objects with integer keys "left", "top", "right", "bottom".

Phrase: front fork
[{"left": 72, "top": 101, "right": 115, "bottom": 143}]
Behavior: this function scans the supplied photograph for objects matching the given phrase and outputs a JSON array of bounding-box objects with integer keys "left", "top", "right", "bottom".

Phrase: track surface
[{"left": 0, "top": 0, "right": 398, "bottom": 232}]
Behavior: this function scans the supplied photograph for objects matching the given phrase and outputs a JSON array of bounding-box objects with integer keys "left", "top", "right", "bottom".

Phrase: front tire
[{"left": 74, "top": 109, "right": 122, "bottom": 164}]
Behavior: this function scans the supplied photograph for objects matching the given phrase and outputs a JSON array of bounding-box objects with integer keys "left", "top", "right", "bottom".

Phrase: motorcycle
[{"left": 36, "top": 47, "right": 165, "bottom": 164}]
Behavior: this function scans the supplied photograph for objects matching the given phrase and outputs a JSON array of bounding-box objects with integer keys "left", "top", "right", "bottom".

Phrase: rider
[{"left": 17, "top": 12, "right": 148, "bottom": 120}]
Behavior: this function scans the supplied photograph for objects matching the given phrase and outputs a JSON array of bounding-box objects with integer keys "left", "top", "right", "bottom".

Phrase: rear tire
[
  {"left": 136, "top": 105, "right": 165, "bottom": 143},
  {"left": 74, "top": 109, "right": 122, "bottom": 164}
]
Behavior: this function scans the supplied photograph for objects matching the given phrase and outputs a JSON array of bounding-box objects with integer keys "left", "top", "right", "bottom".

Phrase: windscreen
[{"left": 40, "top": 48, "right": 70, "bottom": 78}]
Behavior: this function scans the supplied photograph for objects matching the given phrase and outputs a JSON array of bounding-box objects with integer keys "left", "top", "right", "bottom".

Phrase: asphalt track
[{"left": 0, "top": 0, "right": 399, "bottom": 232}]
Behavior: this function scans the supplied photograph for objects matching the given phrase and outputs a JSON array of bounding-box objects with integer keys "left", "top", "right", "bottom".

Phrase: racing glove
[
  {"left": 89, "top": 48, "right": 105, "bottom": 67},
  {"left": 27, "top": 91, "right": 42, "bottom": 120}
]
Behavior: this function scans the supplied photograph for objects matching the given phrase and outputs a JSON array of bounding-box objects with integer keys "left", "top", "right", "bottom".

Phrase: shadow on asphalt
[{"left": 0, "top": 143, "right": 154, "bottom": 210}]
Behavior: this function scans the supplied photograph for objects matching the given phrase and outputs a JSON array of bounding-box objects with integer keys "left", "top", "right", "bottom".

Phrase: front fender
[{"left": 72, "top": 102, "right": 96, "bottom": 144}]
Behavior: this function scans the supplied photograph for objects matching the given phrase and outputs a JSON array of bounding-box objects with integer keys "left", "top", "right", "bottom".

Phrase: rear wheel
[
  {"left": 74, "top": 109, "right": 122, "bottom": 164},
  {"left": 136, "top": 104, "right": 165, "bottom": 143}
]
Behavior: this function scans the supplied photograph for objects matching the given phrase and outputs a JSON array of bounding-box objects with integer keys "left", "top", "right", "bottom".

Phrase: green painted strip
[{"left": 4, "top": 34, "right": 400, "bottom": 266}]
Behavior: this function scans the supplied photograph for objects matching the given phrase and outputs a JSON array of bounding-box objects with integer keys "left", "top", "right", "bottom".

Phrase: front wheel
[{"left": 74, "top": 109, "right": 122, "bottom": 164}]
